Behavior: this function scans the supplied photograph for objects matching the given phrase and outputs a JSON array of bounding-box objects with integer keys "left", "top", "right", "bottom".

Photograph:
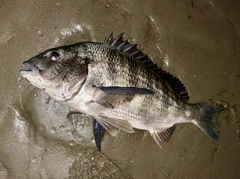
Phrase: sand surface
[{"left": 0, "top": 1, "right": 240, "bottom": 178}]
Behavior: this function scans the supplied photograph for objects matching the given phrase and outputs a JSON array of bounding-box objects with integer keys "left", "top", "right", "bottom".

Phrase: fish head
[{"left": 20, "top": 45, "right": 88, "bottom": 101}]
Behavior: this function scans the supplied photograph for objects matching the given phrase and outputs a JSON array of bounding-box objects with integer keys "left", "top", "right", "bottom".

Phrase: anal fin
[{"left": 150, "top": 125, "right": 176, "bottom": 148}]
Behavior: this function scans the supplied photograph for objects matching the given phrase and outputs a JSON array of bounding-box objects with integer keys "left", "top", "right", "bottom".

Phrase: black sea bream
[{"left": 20, "top": 33, "right": 227, "bottom": 148}]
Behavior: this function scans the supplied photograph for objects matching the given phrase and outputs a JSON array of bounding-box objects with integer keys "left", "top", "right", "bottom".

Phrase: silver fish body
[{"left": 20, "top": 33, "right": 227, "bottom": 147}]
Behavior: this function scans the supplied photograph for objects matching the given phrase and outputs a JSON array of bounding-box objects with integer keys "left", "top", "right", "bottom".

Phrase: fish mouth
[{"left": 20, "top": 61, "right": 39, "bottom": 76}]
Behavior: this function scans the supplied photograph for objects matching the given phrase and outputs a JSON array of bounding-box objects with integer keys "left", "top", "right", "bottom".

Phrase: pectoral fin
[
  {"left": 94, "top": 86, "right": 154, "bottom": 95},
  {"left": 95, "top": 116, "right": 135, "bottom": 137}
]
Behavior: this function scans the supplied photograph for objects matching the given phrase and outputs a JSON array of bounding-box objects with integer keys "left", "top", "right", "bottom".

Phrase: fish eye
[{"left": 49, "top": 51, "right": 60, "bottom": 61}]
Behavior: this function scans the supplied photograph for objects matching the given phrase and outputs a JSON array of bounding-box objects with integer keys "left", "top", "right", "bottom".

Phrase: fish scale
[
  {"left": 84, "top": 45, "right": 189, "bottom": 130},
  {"left": 86, "top": 43, "right": 173, "bottom": 106},
  {"left": 20, "top": 33, "right": 227, "bottom": 149},
  {"left": 85, "top": 43, "right": 175, "bottom": 111}
]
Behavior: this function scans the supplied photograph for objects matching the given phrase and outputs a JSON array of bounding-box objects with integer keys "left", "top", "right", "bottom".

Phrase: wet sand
[{"left": 0, "top": 1, "right": 240, "bottom": 178}]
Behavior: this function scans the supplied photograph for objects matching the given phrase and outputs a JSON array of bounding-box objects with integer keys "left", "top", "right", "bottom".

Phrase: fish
[{"left": 20, "top": 33, "right": 227, "bottom": 148}]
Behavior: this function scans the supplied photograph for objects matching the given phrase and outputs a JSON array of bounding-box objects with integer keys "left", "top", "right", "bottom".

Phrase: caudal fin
[{"left": 193, "top": 100, "right": 228, "bottom": 140}]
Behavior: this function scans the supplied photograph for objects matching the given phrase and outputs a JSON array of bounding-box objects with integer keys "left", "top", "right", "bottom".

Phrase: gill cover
[{"left": 21, "top": 46, "right": 89, "bottom": 101}]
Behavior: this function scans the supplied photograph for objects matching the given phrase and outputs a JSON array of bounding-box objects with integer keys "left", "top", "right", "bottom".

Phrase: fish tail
[{"left": 192, "top": 100, "right": 228, "bottom": 140}]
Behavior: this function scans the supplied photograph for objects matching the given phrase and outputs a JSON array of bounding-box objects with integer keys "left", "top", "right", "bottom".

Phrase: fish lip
[{"left": 20, "top": 61, "right": 39, "bottom": 75}]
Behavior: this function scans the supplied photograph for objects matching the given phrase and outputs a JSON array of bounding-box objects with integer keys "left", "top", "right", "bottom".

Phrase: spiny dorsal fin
[
  {"left": 104, "top": 32, "right": 114, "bottom": 45},
  {"left": 104, "top": 33, "right": 189, "bottom": 101}
]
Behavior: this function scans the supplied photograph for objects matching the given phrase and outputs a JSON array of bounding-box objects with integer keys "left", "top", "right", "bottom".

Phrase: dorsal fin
[
  {"left": 104, "top": 33, "right": 189, "bottom": 101},
  {"left": 162, "top": 72, "right": 189, "bottom": 101},
  {"left": 104, "top": 32, "right": 114, "bottom": 45}
]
